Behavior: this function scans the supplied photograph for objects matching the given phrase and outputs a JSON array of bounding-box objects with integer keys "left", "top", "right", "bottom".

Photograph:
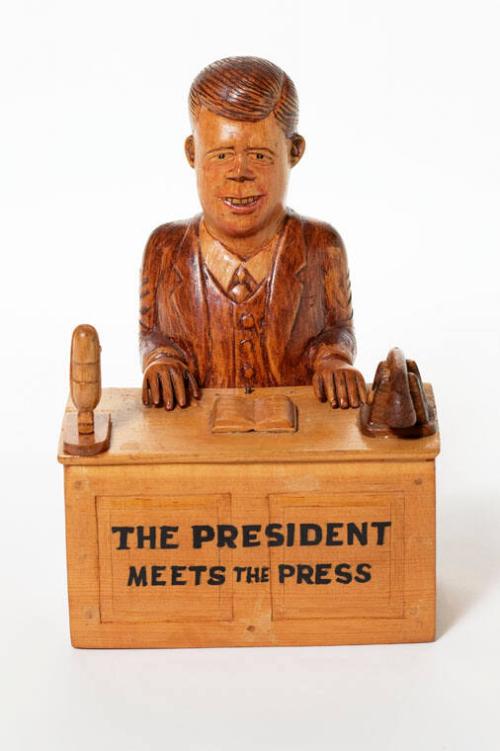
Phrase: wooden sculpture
[
  {"left": 59, "top": 57, "right": 440, "bottom": 651},
  {"left": 360, "top": 347, "right": 437, "bottom": 438},
  {"left": 140, "top": 57, "right": 367, "bottom": 411},
  {"left": 62, "top": 324, "right": 111, "bottom": 456}
]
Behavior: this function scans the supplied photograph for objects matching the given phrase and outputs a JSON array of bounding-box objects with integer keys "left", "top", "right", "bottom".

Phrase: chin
[
  {"left": 203, "top": 209, "right": 263, "bottom": 237},
  {"left": 221, "top": 217, "right": 266, "bottom": 238}
]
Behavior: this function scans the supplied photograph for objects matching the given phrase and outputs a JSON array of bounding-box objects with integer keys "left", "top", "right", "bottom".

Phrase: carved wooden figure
[
  {"left": 63, "top": 324, "right": 111, "bottom": 456},
  {"left": 59, "top": 57, "right": 440, "bottom": 650},
  {"left": 360, "top": 347, "right": 437, "bottom": 438},
  {"left": 140, "top": 57, "right": 367, "bottom": 411}
]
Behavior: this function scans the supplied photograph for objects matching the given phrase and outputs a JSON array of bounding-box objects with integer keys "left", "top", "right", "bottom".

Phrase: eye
[
  {"left": 210, "top": 150, "right": 234, "bottom": 162},
  {"left": 249, "top": 151, "right": 272, "bottom": 164}
]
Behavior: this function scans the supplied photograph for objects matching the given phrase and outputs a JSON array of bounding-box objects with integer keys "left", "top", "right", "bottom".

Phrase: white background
[{"left": 1, "top": 1, "right": 499, "bottom": 749}]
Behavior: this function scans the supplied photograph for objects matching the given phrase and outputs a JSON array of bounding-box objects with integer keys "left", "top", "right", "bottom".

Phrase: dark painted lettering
[
  {"left": 137, "top": 525, "right": 156, "bottom": 549},
  {"left": 300, "top": 524, "right": 322, "bottom": 546},
  {"left": 217, "top": 525, "right": 238, "bottom": 549},
  {"left": 171, "top": 565, "right": 187, "bottom": 585},
  {"left": 335, "top": 563, "right": 352, "bottom": 584},
  {"left": 242, "top": 525, "right": 261, "bottom": 547},
  {"left": 151, "top": 565, "right": 166, "bottom": 585},
  {"left": 326, "top": 523, "right": 343, "bottom": 545},
  {"left": 127, "top": 565, "right": 148, "bottom": 586},
  {"left": 112, "top": 526, "right": 134, "bottom": 550},
  {"left": 371, "top": 521, "right": 392, "bottom": 545},
  {"left": 207, "top": 566, "right": 226, "bottom": 585},
  {"left": 160, "top": 526, "right": 178, "bottom": 549},
  {"left": 192, "top": 525, "right": 215, "bottom": 549},
  {"left": 296, "top": 564, "right": 314, "bottom": 584},
  {"left": 354, "top": 563, "right": 372, "bottom": 583},
  {"left": 278, "top": 564, "right": 295, "bottom": 582},
  {"left": 315, "top": 563, "right": 331, "bottom": 584},
  {"left": 265, "top": 523, "right": 284, "bottom": 547},
  {"left": 347, "top": 522, "right": 368, "bottom": 545},
  {"left": 188, "top": 565, "right": 207, "bottom": 585}
]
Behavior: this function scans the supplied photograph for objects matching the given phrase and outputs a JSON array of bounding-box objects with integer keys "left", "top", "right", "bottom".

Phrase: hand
[
  {"left": 313, "top": 357, "right": 367, "bottom": 409},
  {"left": 142, "top": 357, "right": 200, "bottom": 410}
]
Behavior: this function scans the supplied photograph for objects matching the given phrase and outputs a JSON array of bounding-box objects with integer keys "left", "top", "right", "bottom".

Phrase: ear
[
  {"left": 184, "top": 135, "right": 195, "bottom": 168},
  {"left": 289, "top": 134, "right": 305, "bottom": 167}
]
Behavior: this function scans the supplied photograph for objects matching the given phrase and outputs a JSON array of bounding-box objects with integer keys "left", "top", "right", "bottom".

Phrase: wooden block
[{"left": 59, "top": 386, "right": 439, "bottom": 649}]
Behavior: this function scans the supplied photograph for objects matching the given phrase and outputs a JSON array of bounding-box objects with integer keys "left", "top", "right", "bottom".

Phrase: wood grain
[
  {"left": 140, "top": 56, "right": 366, "bottom": 409},
  {"left": 59, "top": 386, "right": 439, "bottom": 465},
  {"left": 58, "top": 58, "right": 439, "bottom": 649},
  {"left": 60, "top": 386, "right": 438, "bottom": 649},
  {"left": 63, "top": 412, "right": 111, "bottom": 456},
  {"left": 63, "top": 325, "right": 111, "bottom": 456},
  {"left": 361, "top": 348, "right": 437, "bottom": 437}
]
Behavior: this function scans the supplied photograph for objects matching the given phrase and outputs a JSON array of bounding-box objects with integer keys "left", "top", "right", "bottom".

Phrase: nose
[{"left": 227, "top": 153, "right": 255, "bottom": 182}]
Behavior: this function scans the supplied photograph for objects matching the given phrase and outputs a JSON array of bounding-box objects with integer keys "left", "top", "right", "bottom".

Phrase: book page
[
  {"left": 254, "top": 395, "right": 296, "bottom": 432},
  {"left": 210, "top": 396, "right": 255, "bottom": 433}
]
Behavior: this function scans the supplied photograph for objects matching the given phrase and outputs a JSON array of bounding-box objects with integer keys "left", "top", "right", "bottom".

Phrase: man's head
[{"left": 185, "top": 57, "right": 305, "bottom": 242}]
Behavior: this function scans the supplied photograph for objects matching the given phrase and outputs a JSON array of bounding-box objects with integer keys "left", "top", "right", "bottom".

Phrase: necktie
[{"left": 228, "top": 265, "right": 257, "bottom": 303}]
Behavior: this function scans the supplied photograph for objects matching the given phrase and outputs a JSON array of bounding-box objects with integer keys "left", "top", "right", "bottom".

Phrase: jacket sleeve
[
  {"left": 305, "top": 226, "right": 357, "bottom": 369},
  {"left": 139, "top": 225, "right": 189, "bottom": 370}
]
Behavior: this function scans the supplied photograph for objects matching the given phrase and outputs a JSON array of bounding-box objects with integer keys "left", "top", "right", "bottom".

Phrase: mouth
[{"left": 221, "top": 195, "right": 265, "bottom": 213}]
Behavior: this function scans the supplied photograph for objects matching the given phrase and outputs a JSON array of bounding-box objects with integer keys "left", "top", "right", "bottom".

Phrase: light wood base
[
  {"left": 59, "top": 386, "right": 439, "bottom": 649},
  {"left": 63, "top": 412, "right": 111, "bottom": 456}
]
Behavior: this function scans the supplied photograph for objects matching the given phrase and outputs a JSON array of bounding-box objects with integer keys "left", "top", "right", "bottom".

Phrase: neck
[{"left": 202, "top": 209, "right": 286, "bottom": 260}]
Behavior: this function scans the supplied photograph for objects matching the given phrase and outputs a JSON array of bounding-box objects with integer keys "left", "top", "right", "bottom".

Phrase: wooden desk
[{"left": 58, "top": 386, "right": 439, "bottom": 649}]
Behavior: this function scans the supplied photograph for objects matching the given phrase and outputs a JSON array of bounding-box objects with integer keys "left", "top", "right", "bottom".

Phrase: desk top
[{"left": 58, "top": 386, "right": 440, "bottom": 466}]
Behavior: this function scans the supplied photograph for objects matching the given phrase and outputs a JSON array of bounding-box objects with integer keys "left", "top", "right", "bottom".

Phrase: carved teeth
[{"left": 224, "top": 196, "right": 260, "bottom": 206}]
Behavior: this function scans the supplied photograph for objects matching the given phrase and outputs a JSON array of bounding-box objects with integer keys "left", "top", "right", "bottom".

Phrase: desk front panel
[{"left": 64, "top": 459, "right": 435, "bottom": 648}]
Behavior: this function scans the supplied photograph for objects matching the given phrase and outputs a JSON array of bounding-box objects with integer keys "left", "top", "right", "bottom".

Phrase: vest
[{"left": 202, "top": 267, "right": 273, "bottom": 389}]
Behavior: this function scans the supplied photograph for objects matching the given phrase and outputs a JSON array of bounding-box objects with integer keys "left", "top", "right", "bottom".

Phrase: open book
[{"left": 210, "top": 394, "right": 297, "bottom": 433}]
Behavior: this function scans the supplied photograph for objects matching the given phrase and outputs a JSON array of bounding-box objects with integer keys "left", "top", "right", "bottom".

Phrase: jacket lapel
[
  {"left": 169, "top": 215, "right": 210, "bottom": 383},
  {"left": 265, "top": 211, "right": 306, "bottom": 384}
]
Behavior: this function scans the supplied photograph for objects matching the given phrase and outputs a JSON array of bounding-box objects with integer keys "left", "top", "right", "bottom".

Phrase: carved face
[{"left": 186, "top": 108, "right": 303, "bottom": 241}]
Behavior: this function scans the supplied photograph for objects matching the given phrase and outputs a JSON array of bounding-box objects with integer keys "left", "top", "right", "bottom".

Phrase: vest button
[
  {"left": 239, "top": 313, "right": 255, "bottom": 329},
  {"left": 242, "top": 365, "right": 255, "bottom": 380},
  {"left": 239, "top": 338, "right": 253, "bottom": 354}
]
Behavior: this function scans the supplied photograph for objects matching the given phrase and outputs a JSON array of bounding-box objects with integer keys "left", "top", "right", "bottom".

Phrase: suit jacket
[{"left": 139, "top": 208, "right": 356, "bottom": 387}]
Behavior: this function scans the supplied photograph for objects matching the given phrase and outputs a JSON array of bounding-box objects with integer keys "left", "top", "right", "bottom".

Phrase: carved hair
[{"left": 189, "top": 56, "right": 299, "bottom": 137}]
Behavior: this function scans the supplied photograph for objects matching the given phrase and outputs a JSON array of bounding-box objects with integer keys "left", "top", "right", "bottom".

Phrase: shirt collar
[{"left": 199, "top": 218, "right": 278, "bottom": 291}]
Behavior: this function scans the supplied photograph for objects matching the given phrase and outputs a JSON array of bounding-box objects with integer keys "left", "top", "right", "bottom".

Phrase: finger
[
  {"left": 324, "top": 372, "right": 337, "bottom": 408},
  {"left": 356, "top": 372, "right": 368, "bottom": 404},
  {"left": 159, "top": 371, "right": 174, "bottom": 410},
  {"left": 170, "top": 366, "right": 186, "bottom": 407},
  {"left": 345, "top": 371, "right": 359, "bottom": 408},
  {"left": 312, "top": 372, "right": 325, "bottom": 401},
  {"left": 334, "top": 370, "right": 349, "bottom": 409},
  {"left": 142, "top": 376, "right": 152, "bottom": 406},
  {"left": 185, "top": 370, "right": 201, "bottom": 400},
  {"left": 150, "top": 372, "right": 162, "bottom": 406}
]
